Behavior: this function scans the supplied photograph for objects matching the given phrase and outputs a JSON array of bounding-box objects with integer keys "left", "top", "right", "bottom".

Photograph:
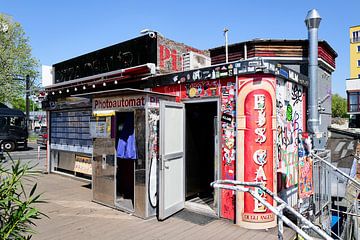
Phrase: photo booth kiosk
[{"left": 90, "top": 89, "right": 180, "bottom": 219}]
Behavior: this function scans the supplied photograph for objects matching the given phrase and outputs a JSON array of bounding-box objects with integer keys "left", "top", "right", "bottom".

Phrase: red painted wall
[{"left": 243, "top": 89, "right": 274, "bottom": 222}]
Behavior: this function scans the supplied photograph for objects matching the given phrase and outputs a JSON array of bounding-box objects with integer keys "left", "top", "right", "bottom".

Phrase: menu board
[{"left": 74, "top": 155, "right": 92, "bottom": 175}]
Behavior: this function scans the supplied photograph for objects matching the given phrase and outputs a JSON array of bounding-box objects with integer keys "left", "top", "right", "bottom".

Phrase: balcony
[{"left": 346, "top": 78, "right": 360, "bottom": 91}]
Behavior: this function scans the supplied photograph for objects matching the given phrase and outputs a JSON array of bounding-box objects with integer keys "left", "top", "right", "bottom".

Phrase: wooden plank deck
[{"left": 30, "top": 174, "right": 295, "bottom": 240}]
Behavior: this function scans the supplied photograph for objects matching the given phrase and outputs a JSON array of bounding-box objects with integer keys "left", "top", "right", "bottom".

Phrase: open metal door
[{"left": 158, "top": 101, "right": 185, "bottom": 220}]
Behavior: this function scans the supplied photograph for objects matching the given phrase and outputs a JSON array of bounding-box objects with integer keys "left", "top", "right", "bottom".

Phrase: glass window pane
[
  {"left": 349, "top": 94, "right": 359, "bottom": 104},
  {"left": 350, "top": 104, "right": 359, "bottom": 112}
]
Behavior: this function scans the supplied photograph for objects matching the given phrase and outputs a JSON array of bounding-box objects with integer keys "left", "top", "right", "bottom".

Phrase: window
[
  {"left": 358, "top": 60, "right": 360, "bottom": 67},
  {"left": 348, "top": 92, "right": 360, "bottom": 112},
  {"left": 358, "top": 46, "right": 360, "bottom": 52},
  {"left": 353, "top": 31, "right": 360, "bottom": 43},
  {"left": 358, "top": 74, "right": 360, "bottom": 79}
]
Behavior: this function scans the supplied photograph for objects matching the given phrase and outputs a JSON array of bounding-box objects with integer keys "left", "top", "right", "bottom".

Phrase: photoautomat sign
[{"left": 93, "top": 95, "right": 160, "bottom": 110}]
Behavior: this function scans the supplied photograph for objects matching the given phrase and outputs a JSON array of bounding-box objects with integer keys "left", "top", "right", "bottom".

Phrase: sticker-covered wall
[
  {"left": 275, "top": 78, "right": 306, "bottom": 206},
  {"left": 220, "top": 82, "right": 236, "bottom": 220},
  {"left": 148, "top": 108, "right": 159, "bottom": 215},
  {"left": 153, "top": 78, "right": 237, "bottom": 220}
]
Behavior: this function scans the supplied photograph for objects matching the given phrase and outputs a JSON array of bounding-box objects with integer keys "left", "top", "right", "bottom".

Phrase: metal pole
[
  {"left": 244, "top": 43, "right": 248, "bottom": 60},
  {"left": 278, "top": 204, "right": 286, "bottom": 240},
  {"left": 224, "top": 28, "right": 229, "bottom": 63},
  {"left": 305, "top": 9, "right": 321, "bottom": 135},
  {"left": 212, "top": 180, "right": 334, "bottom": 240},
  {"left": 212, "top": 183, "right": 314, "bottom": 240},
  {"left": 25, "top": 74, "right": 30, "bottom": 130}
]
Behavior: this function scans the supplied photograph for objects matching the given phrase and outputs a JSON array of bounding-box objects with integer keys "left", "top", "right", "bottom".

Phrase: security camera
[{"left": 148, "top": 32, "right": 156, "bottom": 38}]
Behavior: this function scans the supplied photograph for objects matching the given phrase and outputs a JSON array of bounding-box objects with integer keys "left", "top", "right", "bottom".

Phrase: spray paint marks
[
  {"left": 286, "top": 104, "right": 293, "bottom": 121},
  {"left": 276, "top": 79, "right": 305, "bottom": 193},
  {"left": 148, "top": 109, "right": 159, "bottom": 208}
]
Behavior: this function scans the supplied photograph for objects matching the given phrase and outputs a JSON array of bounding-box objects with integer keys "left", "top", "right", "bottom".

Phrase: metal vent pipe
[{"left": 305, "top": 9, "right": 321, "bottom": 134}]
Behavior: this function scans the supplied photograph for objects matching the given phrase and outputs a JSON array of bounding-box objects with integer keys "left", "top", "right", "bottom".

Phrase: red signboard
[{"left": 243, "top": 89, "right": 274, "bottom": 223}]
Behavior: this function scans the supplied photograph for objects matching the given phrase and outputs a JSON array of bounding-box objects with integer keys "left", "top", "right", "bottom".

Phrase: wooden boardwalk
[{"left": 31, "top": 174, "right": 295, "bottom": 240}]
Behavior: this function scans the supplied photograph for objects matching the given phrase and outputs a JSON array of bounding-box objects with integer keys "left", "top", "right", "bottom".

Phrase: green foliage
[
  {"left": 332, "top": 94, "right": 348, "bottom": 118},
  {"left": 10, "top": 98, "right": 40, "bottom": 112},
  {"left": 0, "top": 14, "right": 39, "bottom": 104},
  {"left": 0, "top": 155, "right": 46, "bottom": 239}
]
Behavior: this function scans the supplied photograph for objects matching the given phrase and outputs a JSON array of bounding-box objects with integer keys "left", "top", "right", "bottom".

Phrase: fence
[
  {"left": 312, "top": 151, "right": 360, "bottom": 240},
  {"left": 211, "top": 180, "right": 333, "bottom": 240}
]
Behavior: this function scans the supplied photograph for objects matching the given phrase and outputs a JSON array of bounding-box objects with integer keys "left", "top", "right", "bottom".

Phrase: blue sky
[{"left": 1, "top": 0, "right": 359, "bottom": 97}]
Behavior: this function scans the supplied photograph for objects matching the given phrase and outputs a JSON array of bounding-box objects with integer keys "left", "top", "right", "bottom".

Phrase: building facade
[
  {"left": 347, "top": 25, "right": 360, "bottom": 127},
  {"left": 210, "top": 39, "right": 337, "bottom": 149},
  {"left": 42, "top": 34, "right": 336, "bottom": 229}
]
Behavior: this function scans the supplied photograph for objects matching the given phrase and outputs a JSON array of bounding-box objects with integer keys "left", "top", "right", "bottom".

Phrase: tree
[
  {"left": 11, "top": 97, "right": 40, "bottom": 112},
  {"left": 332, "top": 94, "right": 348, "bottom": 118},
  {"left": 0, "top": 14, "right": 39, "bottom": 105}
]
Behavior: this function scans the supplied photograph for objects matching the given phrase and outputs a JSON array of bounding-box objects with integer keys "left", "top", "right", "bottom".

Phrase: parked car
[{"left": 37, "top": 126, "right": 47, "bottom": 148}]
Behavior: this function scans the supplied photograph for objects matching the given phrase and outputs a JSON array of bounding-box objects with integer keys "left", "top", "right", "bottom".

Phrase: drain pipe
[{"left": 305, "top": 9, "right": 321, "bottom": 138}]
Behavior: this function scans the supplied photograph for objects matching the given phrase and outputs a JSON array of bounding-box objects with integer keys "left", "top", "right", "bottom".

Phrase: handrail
[
  {"left": 311, "top": 152, "right": 360, "bottom": 189},
  {"left": 211, "top": 180, "right": 333, "bottom": 240}
]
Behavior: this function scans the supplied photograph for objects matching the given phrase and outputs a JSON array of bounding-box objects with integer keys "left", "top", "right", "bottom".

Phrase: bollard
[{"left": 37, "top": 145, "right": 40, "bottom": 163}]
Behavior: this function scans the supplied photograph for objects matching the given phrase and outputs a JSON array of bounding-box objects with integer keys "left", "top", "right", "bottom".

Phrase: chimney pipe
[
  {"left": 305, "top": 9, "right": 321, "bottom": 135},
  {"left": 224, "top": 28, "right": 229, "bottom": 63}
]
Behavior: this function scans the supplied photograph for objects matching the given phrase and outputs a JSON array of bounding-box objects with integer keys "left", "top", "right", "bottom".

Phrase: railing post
[
  {"left": 278, "top": 210, "right": 283, "bottom": 240},
  {"left": 355, "top": 198, "right": 359, "bottom": 240},
  {"left": 278, "top": 203, "right": 286, "bottom": 240}
]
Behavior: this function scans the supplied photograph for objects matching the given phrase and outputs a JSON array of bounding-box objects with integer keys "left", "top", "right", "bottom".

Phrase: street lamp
[{"left": 10, "top": 75, "right": 32, "bottom": 129}]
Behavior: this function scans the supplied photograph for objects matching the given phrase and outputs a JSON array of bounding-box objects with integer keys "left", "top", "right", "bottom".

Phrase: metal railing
[
  {"left": 312, "top": 150, "right": 360, "bottom": 240},
  {"left": 211, "top": 180, "right": 333, "bottom": 240}
]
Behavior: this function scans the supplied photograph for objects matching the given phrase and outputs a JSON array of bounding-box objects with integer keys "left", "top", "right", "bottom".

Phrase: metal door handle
[{"left": 164, "top": 165, "right": 169, "bottom": 169}]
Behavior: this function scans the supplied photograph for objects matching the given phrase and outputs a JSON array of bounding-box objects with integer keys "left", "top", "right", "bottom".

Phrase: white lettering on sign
[
  {"left": 289, "top": 70, "right": 299, "bottom": 82},
  {"left": 253, "top": 94, "right": 268, "bottom": 213}
]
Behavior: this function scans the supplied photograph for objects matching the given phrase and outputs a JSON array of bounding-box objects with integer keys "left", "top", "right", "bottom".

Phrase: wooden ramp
[{"left": 31, "top": 174, "right": 295, "bottom": 240}]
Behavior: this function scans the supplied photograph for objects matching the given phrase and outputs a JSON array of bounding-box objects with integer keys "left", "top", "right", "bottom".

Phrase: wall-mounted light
[
  {"left": 92, "top": 84, "right": 96, "bottom": 88},
  {"left": 59, "top": 90, "right": 62, "bottom": 94},
  {"left": 114, "top": 80, "right": 118, "bottom": 84},
  {"left": 83, "top": 85, "right": 86, "bottom": 90},
  {"left": 103, "top": 82, "right": 106, "bottom": 86},
  {"left": 66, "top": 89, "right": 69, "bottom": 93},
  {"left": 74, "top": 87, "right": 78, "bottom": 91},
  {"left": 140, "top": 28, "right": 163, "bottom": 38},
  {"left": 52, "top": 92, "right": 55, "bottom": 95}
]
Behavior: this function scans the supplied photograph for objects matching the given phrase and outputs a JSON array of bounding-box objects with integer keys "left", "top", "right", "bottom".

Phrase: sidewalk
[{"left": 32, "top": 174, "right": 295, "bottom": 240}]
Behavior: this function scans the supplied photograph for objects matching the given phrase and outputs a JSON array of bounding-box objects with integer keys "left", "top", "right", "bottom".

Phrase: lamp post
[
  {"left": 12, "top": 75, "right": 31, "bottom": 129},
  {"left": 25, "top": 75, "right": 30, "bottom": 129}
]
